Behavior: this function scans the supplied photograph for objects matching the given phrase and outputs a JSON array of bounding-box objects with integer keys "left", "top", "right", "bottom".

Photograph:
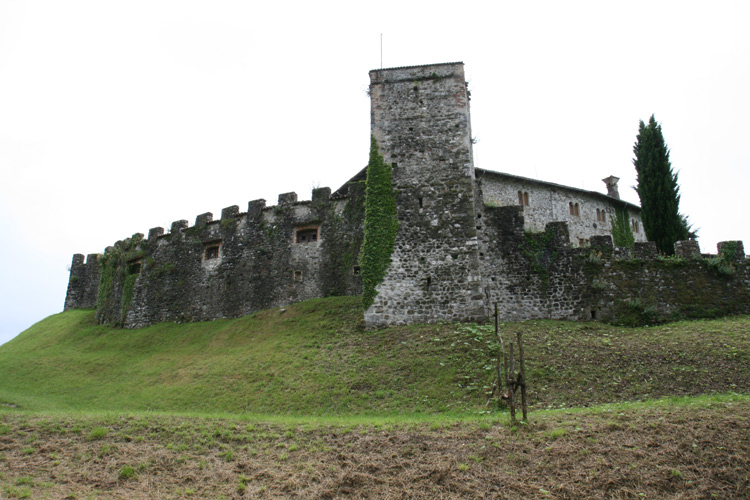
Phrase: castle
[{"left": 65, "top": 62, "right": 749, "bottom": 328}]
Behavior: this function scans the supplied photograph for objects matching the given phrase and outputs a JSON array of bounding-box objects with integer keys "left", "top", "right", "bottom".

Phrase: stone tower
[{"left": 365, "top": 62, "right": 486, "bottom": 326}]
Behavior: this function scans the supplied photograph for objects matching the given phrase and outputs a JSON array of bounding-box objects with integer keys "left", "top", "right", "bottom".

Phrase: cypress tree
[
  {"left": 360, "top": 137, "right": 398, "bottom": 309},
  {"left": 633, "top": 115, "right": 689, "bottom": 255}
]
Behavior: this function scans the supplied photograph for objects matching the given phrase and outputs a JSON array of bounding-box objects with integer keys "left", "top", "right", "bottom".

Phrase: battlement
[
  {"left": 64, "top": 182, "right": 367, "bottom": 326},
  {"left": 120, "top": 187, "right": 342, "bottom": 247}
]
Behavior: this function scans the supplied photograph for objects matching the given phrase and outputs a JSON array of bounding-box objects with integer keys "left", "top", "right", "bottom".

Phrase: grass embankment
[
  {"left": 1, "top": 397, "right": 749, "bottom": 499},
  {"left": 1, "top": 296, "right": 749, "bottom": 415}
]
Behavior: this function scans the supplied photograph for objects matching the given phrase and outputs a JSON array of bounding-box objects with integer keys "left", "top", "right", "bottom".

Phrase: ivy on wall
[
  {"left": 95, "top": 233, "right": 146, "bottom": 326},
  {"left": 611, "top": 206, "right": 635, "bottom": 248},
  {"left": 360, "top": 137, "right": 398, "bottom": 309}
]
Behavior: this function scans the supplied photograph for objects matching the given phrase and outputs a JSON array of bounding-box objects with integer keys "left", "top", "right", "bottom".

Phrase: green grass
[{"left": 0, "top": 296, "right": 749, "bottom": 417}]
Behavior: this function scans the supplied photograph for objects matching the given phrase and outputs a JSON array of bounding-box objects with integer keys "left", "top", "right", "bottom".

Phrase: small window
[
  {"left": 570, "top": 202, "right": 580, "bottom": 216},
  {"left": 127, "top": 261, "right": 142, "bottom": 274},
  {"left": 574, "top": 203, "right": 580, "bottom": 216},
  {"left": 204, "top": 245, "right": 220, "bottom": 260},
  {"left": 518, "top": 191, "right": 529, "bottom": 206},
  {"left": 631, "top": 220, "right": 639, "bottom": 233},
  {"left": 293, "top": 270, "right": 303, "bottom": 281},
  {"left": 352, "top": 266, "right": 361, "bottom": 276},
  {"left": 295, "top": 227, "right": 319, "bottom": 244},
  {"left": 596, "top": 209, "right": 607, "bottom": 222}
]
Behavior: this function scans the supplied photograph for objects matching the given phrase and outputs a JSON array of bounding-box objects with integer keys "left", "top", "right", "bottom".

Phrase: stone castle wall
[
  {"left": 64, "top": 61, "right": 750, "bottom": 330},
  {"left": 66, "top": 186, "right": 365, "bottom": 328},
  {"left": 64, "top": 253, "right": 101, "bottom": 310},
  {"left": 478, "top": 201, "right": 750, "bottom": 324}
]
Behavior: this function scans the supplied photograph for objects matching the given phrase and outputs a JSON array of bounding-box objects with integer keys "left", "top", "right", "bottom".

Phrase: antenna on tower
[{"left": 380, "top": 33, "right": 383, "bottom": 69}]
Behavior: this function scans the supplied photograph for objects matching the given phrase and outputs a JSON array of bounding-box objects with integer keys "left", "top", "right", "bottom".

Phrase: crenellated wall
[
  {"left": 65, "top": 184, "right": 365, "bottom": 327},
  {"left": 477, "top": 200, "right": 750, "bottom": 325},
  {"left": 64, "top": 253, "right": 101, "bottom": 310}
]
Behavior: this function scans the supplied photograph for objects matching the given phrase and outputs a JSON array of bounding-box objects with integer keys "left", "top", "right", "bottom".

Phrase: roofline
[
  {"left": 475, "top": 168, "right": 641, "bottom": 211},
  {"left": 369, "top": 61, "right": 464, "bottom": 73}
]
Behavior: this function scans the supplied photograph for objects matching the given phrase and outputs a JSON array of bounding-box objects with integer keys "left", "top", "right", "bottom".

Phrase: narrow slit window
[
  {"left": 518, "top": 191, "right": 524, "bottom": 206},
  {"left": 523, "top": 192, "right": 529, "bottom": 206},
  {"left": 574, "top": 203, "right": 580, "bottom": 216}
]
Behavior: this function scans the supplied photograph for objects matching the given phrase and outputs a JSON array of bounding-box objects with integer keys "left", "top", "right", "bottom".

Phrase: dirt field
[{"left": 2, "top": 399, "right": 749, "bottom": 499}]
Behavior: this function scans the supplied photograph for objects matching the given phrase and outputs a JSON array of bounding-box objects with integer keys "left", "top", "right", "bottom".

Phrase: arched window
[
  {"left": 574, "top": 203, "right": 580, "bottom": 216},
  {"left": 569, "top": 202, "right": 575, "bottom": 215},
  {"left": 523, "top": 192, "right": 529, "bottom": 206},
  {"left": 518, "top": 191, "right": 524, "bottom": 206}
]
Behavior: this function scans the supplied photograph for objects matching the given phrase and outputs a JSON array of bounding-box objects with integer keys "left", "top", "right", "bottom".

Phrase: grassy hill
[
  {"left": 2, "top": 297, "right": 750, "bottom": 498},
  {"left": 1, "top": 296, "right": 749, "bottom": 416}
]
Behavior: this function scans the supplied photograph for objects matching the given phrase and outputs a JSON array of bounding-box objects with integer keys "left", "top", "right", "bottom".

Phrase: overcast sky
[{"left": 1, "top": 1, "right": 748, "bottom": 345}]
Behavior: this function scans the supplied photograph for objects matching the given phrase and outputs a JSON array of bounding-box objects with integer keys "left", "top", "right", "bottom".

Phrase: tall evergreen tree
[{"left": 633, "top": 115, "right": 690, "bottom": 255}]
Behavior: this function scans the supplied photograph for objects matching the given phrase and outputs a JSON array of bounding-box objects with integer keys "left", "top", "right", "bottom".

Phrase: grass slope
[{"left": 1, "top": 296, "right": 749, "bottom": 416}]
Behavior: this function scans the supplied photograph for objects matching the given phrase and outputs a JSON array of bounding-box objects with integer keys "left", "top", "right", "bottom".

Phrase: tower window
[{"left": 569, "top": 202, "right": 580, "bottom": 216}]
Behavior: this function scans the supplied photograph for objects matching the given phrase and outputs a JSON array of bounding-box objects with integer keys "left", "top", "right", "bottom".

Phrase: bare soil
[{"left": 2, "top": 400, "right": 749, "bottom": 499}]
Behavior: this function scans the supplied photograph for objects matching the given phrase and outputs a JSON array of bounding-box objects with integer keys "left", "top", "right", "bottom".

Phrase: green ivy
[
  {"left": 611, "top": 206, "right": 635, "bottom": 248},
  {"left": 706, "top": 241, "right": 739, "bottom": 276},
  {"left": 521, "top": 228, "right": 557, "bottom": 290},
  {"left": 360, "top": 137, "right": 398, "bottom": 309},
  {"left": 95, "top": 234, "right": 145, "bottom": 326}
]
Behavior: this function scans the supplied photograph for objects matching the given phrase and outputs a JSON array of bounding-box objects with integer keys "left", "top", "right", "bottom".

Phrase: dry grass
[{"left": 2, "top": 399, "right": 749, "bottom": 499}]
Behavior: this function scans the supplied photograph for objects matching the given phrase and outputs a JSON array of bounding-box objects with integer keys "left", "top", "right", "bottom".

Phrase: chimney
[{"left": 602, "top": 176, "right": 620, "bottom": 200}]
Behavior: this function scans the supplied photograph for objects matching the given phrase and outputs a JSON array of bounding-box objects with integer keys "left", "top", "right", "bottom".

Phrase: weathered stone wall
[
  {"left": 64, "top": 253, "right": 101, "bottom": 310},
  {"left": 478, "top": 170, "right": 646, "bottom": 247},
  {"left": 365, "top": 62, "right": 486, "bottom": 326},
  {"left": 477, "top": 201, "right": 750, "bottom": 324},
  {"left": 85, "top": 185, "right": 364, "bottom": 328}
]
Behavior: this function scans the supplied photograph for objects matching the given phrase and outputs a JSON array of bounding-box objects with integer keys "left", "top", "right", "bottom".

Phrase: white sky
[{"left": 1, "top": 1, "right": 748, "bottom": 345}]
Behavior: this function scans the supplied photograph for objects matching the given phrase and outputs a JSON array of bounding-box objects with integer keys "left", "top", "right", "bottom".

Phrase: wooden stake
[
  {"left": 517, "top": 331, "right": 528, "bottom": 423},
  {"left": 508, "top": 342, "right": 516, "bottom": 425},
  {"left": 494, "top": 303, "right": 505, "bottom": 407}
]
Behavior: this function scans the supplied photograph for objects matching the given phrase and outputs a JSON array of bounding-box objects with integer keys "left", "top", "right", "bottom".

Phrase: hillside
[{"left": 1, "top": 296, "right": 749, "bottom": 416}]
